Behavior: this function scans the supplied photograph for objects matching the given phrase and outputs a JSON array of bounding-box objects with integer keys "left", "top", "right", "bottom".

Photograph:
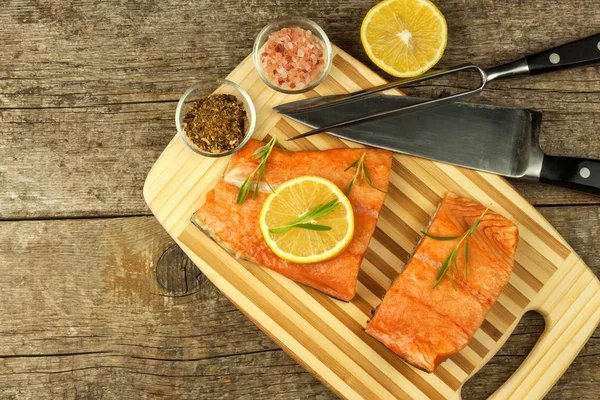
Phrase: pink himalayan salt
[{"left": 260, "top": 27, "right": 326, "bottom": 90}]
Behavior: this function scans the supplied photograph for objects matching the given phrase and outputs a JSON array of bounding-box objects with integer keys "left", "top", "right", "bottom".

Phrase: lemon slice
[
  {"left": 259, "top": 176, "right": 354, "bottom": 264},
  {"left": 361, "top": 0, "right": 448, "bottom": 77}
]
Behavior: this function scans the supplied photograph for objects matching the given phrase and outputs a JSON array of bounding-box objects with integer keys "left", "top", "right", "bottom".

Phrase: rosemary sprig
[
  {"left": 269, "top": 199, "right": 339, "bottom": 234},
  {"left": 423, "top": 207, "right": 489, "bottom": 290},
  {"left": 236, "top": 137, "right": 288, "bottom": 204},
  {"left": 344, "top": 152, "right": 387, "bottom": 196}
]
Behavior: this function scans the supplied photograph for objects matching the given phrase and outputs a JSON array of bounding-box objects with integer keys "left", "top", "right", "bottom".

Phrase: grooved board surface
[{"left": 143, "top": 46, "right": 600, "bottom": 399}]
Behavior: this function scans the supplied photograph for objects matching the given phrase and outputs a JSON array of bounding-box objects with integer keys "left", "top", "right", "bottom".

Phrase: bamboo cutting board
[{"left": 143, "top": 45, "right": 600, "bottom": 399}]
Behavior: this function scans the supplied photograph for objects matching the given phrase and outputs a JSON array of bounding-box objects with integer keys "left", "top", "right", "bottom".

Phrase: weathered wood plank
[
  {"left": 0, "top": 351, "right": 334, "bottom": 400},
  {"left": 0, "top": 206, "right": 597, "bottom": 398},
  {"left": 1, "top": 103, "right": 598, "bottom": 220},
  {"left": 0, "top": 0, "right": 598, "bottom": 219},
  {"left": 0, "top": 104, "right": 174, "bottom": 218},
  {"left": 1, "top": 0, "right": 598, "bottom": 108}
]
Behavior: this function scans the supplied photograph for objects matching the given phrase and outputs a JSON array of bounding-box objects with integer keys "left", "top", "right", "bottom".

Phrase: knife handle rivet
[
  {"left": 549, "top": 53, "right": 561, "bottom": 64},
  {"left": 580, "top": 167, "right": 591, "bottom": 179},
  {"left": 597, "top": 41, "right": 600, "bottom": 51}
]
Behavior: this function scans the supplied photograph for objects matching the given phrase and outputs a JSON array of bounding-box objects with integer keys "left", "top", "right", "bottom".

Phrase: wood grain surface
[{"left": 0, "top": 0, "right": 599, "bottom": 398}]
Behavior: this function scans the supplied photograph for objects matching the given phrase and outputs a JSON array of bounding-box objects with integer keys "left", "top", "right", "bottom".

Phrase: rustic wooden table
[{"left": 1, "top": 1, "right": 598, "bottom": 398}]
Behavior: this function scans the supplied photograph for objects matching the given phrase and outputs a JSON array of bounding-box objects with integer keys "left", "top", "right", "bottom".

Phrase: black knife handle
[
  {"left": 539, "top": 155, "right": 600, "bottom": 197},
  {"left": 526, "top": 33, "right": 600, "bottom": 75}
]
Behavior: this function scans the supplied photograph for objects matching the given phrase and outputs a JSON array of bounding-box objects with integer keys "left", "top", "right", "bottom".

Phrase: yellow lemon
[
  {"left": 361, "top": 0, "right": 448, "bottom": 77},
  {"left": 259, "top": 176, "right": 354, "bottom": 264}
]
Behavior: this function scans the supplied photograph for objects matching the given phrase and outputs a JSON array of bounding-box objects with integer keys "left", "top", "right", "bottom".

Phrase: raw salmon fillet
[
  {"left": 366, "top": 193, "right": 519, "bottom": 372},
  {"left": 194, "top": 139, "right": 392, "bottom": 301}
]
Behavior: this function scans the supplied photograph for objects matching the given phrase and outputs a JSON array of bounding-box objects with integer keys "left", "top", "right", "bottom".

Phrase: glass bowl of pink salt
[{"left": 253, "top": 17, "right": 333, "bottom": 94}]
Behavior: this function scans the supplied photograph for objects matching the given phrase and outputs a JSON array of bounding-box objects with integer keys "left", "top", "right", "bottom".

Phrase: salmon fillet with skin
[
  {"left": 366, "top": 193, "right": 519, "bottom": 372},
  {"left": 195, "top": 139, "right": 392, "bottom": 301}
]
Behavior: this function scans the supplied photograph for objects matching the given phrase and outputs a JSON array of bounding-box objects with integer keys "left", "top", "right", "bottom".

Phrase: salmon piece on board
[
  {"left": 194, "top": 139, "right": 392, "bottom": 301},
  {"left": 366, "top": 193, "right": 519, "bottom": 372}
]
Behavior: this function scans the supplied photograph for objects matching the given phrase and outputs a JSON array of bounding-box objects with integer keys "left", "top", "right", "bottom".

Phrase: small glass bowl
[
  {"left": 175, "top": 79, "right": 256, "bottom": 157},
  {"left": 253, "top": 17, "right": 333, "bottom": 94}
]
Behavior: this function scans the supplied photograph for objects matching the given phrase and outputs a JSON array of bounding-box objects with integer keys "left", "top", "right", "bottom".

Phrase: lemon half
[{"left": 361, "top": 0, "right": 448, "bottom": 77}]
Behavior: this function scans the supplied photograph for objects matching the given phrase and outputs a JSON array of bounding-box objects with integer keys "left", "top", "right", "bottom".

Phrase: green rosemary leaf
[
  {"left": 468, "top": 207, "right": 489, "bottom": 234},
  {"left": 345, "top": 156, "right": 362, "bottom": 196},
  {"left": 237, "top": 136, "right": 280, "bottom": 204},
  {"left": 293, "top": 223, "right": 332, "bottom": 231},
  {"left": 304, "top": 199, "right": 339, "bottom": 220},
  {"left": 433, "top": 258, "right": 452, "bottom": 289},
  {"left": 435, "top": 253, "right": 452, "bottom": 281},
  {"left": 428, "top": 206, "right": 489, "bottom": 290},
  {"left": 465, "top": 238, "right": 470, "bottom": 281},
  {"left": 253, "top": 146, "right": 268, "bottom": 159},
  {"left": 265, "top": 178, "right": 274, "bottom": 193},
  {"left": 452, "top": 250, "right": 459, "bottom": 275},
  {"left": 253, "top": 176, "right": 260, "bottom": 199},
  {"left": 344, "top": 152, "right": 387, "bottom": 195},
  {"left": 276, "top": 140, "right": 290, "bottom": 156},
  {"left": 236, "top": 176, "right": 253, "bottom": 204},
  {"left": 257, "top": 158, "right": 267, "bottom": 183},
  {"left": 367, "top": 180, "right": 388, "bottom": 193},
  {"left": 363, "top": 163, "right": 388, "bottom": 194},
  {"left": 269, "top": 223, "right": 332, "bottom": 234},
  {"left": 422, "top": 232, "right": 462, "bottom": 241},
  {"left": 345, "top": 177, "right": 356, "bottom": 196},
  {"left": 268, "top": 226, "right": 290, "bottom": 234},
  {"left": 344, "top": 160, "right": 360, "bottom": 172},
  {"left": 269, "top": 200, "right": 339, "bottom": 234},
  {"left": 433, "top": 269, "right": 446, "bottom": 289},
  {"left": 448, "top": 272, "right": 457, "bottom": 290}
]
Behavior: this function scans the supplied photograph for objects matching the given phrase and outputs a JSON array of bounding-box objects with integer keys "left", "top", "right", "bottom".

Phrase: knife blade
[
  {"left": 281, "top": 95, "right": 600, "bottom": 197},
  {"left": 284, "top": 95, "right": 541, "bottom": 178}
]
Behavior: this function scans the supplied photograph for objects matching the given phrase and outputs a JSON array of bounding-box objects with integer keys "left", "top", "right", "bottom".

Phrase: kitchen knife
[{"left": 284, "top": 95, "right": 600, "bottom": 196}]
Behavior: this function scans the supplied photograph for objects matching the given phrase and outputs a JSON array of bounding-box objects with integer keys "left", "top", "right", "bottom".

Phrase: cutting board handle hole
[{"left": 461, "top": 311, "right": 545, "bottom": 399}]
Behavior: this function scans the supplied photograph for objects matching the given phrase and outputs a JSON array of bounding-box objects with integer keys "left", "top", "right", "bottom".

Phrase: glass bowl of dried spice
[
  {"left": 253, "top": 17, "right": 333, "bottom": 94},
  {"left": 175, "top": 79, "right": 256, "bottom": 157}
]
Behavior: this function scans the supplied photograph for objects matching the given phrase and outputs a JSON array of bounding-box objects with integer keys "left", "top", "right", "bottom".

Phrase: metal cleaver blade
[{"left": 281, "top": 95, "right": 545, "bottom": 181}]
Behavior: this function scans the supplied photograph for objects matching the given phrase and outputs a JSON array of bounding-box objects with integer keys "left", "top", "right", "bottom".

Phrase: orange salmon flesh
[
  {"left": 194, "top": 139, "right": 392, "bottom": 301},
  {"left": 366, "top": 193, "right": 519, "bottom": 372}
]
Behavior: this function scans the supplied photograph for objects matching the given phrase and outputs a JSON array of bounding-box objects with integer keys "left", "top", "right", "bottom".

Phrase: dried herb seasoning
[{"left": 183, "top": 94, "right": 248, "bottom": 154}]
